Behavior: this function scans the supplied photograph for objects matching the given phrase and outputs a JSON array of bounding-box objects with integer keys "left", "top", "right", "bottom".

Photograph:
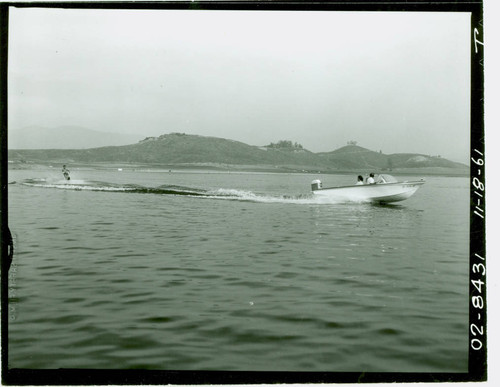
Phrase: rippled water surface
[{"left": 8, "top": 168, "right": 469, "bottom": 372}]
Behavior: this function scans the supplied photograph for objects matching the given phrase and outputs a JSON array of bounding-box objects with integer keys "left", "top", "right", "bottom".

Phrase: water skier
[{"left": 62, "top": 165, "right": 70, "bottom": 180}]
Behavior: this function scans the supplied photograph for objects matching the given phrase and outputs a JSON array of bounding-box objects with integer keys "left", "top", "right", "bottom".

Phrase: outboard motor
[{"left": 311, "top": 179, "right": 322, "bottom": 191}]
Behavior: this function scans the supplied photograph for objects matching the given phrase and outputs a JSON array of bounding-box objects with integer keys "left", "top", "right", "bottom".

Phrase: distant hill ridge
[
  {"left": 317, "top": 145, "right": 464, "bottom": 170},
  {"left": 8, "top": 126, "right": 144, "bottom": 149},
  {"left": 8, "top": 132, "right": 468, "bottom": 172}
]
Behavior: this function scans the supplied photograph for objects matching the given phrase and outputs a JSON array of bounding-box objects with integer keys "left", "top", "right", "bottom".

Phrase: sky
[{"left": 8, "top": 7, "right": 471, "bottom": 163}]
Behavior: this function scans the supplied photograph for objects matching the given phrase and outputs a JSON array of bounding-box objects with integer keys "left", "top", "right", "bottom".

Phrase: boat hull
[{"left": 312, "top": 181, "right": 424, "bottom": 203}]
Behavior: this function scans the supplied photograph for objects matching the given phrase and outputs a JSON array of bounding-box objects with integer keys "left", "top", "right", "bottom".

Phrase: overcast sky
[{"left": 8, "top": 8, "right": 470, "bottom": 162}]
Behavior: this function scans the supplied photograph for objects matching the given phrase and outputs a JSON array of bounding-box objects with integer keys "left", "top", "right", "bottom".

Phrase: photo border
[{"left": 0, "top": 1, "right": 486, "bottom": 384}]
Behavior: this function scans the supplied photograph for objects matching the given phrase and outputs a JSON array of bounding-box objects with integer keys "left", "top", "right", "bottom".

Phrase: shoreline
[{"left": 8, "top": 160, "right": 470, "bottom": 177}]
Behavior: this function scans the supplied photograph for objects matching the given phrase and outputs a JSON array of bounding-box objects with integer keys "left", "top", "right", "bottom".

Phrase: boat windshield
[{"left": 376, "top": 174, "right": 398, "bottom": 184}]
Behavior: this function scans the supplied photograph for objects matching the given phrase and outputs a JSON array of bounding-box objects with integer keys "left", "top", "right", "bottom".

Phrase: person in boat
[
  {"left": 62, "top": 165, "right": 70, "bottom": 180},
  {"left": 356, "top": 175, "right": 364, "bottom": 185},
  {"left": 366, "top": 173, "right": 375, "bottom": 184}
]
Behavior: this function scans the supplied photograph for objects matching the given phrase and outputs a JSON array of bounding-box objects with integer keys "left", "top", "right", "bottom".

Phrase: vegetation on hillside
[{"left": 266, "top": 140, "right": 304, "bottom": 150}]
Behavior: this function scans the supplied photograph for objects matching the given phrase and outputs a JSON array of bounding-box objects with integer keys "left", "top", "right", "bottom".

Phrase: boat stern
[{"left": 311, "top": 179, "right": 322, "bottom": 191}]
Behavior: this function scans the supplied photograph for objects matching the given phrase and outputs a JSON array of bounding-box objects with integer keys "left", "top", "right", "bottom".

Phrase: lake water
[{"left": 7, "top": 167, "right": 469, "bottom": 373}]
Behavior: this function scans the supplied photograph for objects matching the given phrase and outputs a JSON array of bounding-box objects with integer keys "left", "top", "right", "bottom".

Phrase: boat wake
[
  {"left": 205, "top": 188, "right": 317, "bottom": 204},
  {"left": 15, "top": 178, "right": 324, "bottom": 204}
]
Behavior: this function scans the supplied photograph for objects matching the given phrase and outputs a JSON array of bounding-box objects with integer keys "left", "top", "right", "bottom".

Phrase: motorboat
[{"left": 311, "top": 174, "right": 425, "bottom": 203}]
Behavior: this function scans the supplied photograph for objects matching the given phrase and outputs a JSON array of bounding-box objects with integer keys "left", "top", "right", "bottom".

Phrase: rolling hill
[
  {"left": 8, "top": 133, "right": 469, "bottom": 174},
  {"left": 317, "top": 145, "right": 466, "bottom": 170}
]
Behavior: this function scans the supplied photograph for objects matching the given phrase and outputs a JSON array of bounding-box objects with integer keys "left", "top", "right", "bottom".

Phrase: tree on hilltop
[{"left": 267, "top": 140, "right": 303, "bottom": 149}]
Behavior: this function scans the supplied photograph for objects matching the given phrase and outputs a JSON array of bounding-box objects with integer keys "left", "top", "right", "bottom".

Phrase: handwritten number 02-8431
[{"left": 470, "top": 253, "right": 485, "bottom": 350}]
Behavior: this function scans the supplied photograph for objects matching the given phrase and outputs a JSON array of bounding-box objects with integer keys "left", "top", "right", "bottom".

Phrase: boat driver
[{"left": 366, "top": 173, "right": 375, "bottom": 184}]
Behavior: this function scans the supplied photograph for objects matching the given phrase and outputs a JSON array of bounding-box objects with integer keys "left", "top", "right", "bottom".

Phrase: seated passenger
[
  {"left": 356, "top": 175, "right": 364, "bottom": 185},
  {"left": 366, "top": 173, "right": 375, "bottom": 184}
]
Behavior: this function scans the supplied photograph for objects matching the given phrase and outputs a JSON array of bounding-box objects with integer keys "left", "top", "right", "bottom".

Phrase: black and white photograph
[{"left": 1, "top": 0, "right": 486, "bottom": 384}]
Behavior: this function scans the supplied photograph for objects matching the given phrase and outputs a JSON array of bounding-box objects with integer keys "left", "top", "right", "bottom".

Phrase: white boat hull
[{"left": 312, "top": 181, "right": 424, "bottom": 203}]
